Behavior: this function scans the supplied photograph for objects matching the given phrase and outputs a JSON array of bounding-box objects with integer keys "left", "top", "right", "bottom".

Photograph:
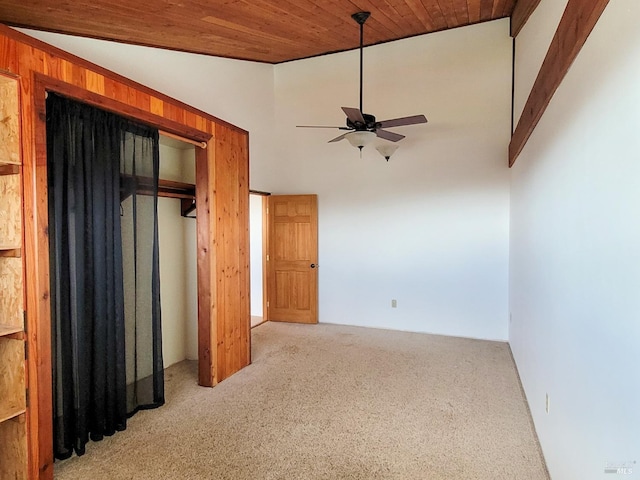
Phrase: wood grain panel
[
  {"left": 402, "top": 0, "right": 434, "bottom": 29},
  {"left": 29, "top": 66, "right": 56, "bottom": 480},
  {"left": 214, "top": 122, "right": 250, "bottom": 380},
  {"left": 195, "top": 143, "right": 216, "bottom": 387},
  {"left": 0, "top": 413, "right": 27, "bottom": 480},
  {"left": 0, "top": 74, "right": 20, "bottom": 165},
  {"left": 0, "top": 0, "right": 518, "bottom": 63},
  {"left": 0, "top": 257, "right": 22, "bottom": 329},
  {"left": 492, "top": 0, "right": 509, "bottom": 18},
  {"left": 509, "top": 0, "right": 610, "bottom": 166},
  {"left": 0, "top": 174, "right": 22, "bottom": 249},
  {"left": 0, "top": 36, "right": 19, "bottom": 73},
  {"left": 451, "top": 0, "right": 470, "bottom": 24},
  {"left": 84, "top": 70, "right": 104, "bottom": 94},
  {"left": 479, "top": 0, "right": 494, "bottom": 21},
  {"left": 0, "top": 337, "right": 26, "bottom": 423},
  {"left": 511, "top": 0, "right": 543, "bottom": 37}
]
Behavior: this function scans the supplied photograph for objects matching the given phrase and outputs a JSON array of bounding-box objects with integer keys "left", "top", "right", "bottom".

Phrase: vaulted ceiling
[{"left": 0, "top": 0, "right": 520, "bottom": 63}]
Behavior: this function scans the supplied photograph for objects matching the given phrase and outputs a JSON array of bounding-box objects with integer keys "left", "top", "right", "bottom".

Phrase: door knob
[{"left": 310, "top": 263, "right": 317, "bottom": 269}]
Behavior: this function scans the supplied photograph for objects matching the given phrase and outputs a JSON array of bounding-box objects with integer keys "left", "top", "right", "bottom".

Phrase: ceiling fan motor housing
[{"left": 346, "top": 113, "right": 377, "bottom": 131}]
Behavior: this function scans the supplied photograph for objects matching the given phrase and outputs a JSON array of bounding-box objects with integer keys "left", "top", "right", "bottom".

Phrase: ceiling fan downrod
[{"left": 351, "top": 11, "right": 370, "bottom": 115}]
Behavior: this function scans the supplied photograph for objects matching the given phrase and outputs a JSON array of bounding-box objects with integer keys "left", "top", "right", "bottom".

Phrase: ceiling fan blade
[
  {"left": 328, "top": 133, "right": 349, "bottom": 143},
  {"left": 376, "top": 129, "right": 405, "bottom": 142},
  {"left": 342, "top": 107, "right": 365, "bottom": 125},
  {"left": 378, "top": 114, "right": 428, "bottom": 128},
  {"left": 297, "top": 125, "right": 350, "bottom": 129}
]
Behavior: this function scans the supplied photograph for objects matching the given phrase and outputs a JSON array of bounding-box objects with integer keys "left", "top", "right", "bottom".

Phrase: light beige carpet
[{"left": 54, "top": 322, "right": 549, "bottom": 479}]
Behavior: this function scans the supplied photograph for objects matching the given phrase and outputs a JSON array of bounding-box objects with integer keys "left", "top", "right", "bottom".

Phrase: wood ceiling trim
[
  {"left": 509, "top": 0, "right": 611, "bottom": 166},
  {"left": 510, "top": 0, "right": 543, "bottom": 37}
]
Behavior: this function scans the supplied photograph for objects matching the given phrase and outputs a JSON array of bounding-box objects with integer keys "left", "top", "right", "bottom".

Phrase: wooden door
[{"left": 266, "top": 195, "right": 318, "bottom": 324}]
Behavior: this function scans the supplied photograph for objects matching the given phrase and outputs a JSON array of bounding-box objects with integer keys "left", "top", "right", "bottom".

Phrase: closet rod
[{"left": 159, "top": 130, "right": 207, "bottom": 149}]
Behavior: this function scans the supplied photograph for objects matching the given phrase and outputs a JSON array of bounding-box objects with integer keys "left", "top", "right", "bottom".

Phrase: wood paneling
[
  {"left": 195, "top": 143, "right": 216, "bottom": 387},
  {"left": 0, "top": 76, "right": 20, "bottom": 164},
  {"left": 0, "top": 414, "right": 28, "bottom": 480},
  {"left": 510, "top": 0, "right": 543, "bottom": 37},
  {"left": 0, "top": 25, "right": 250, "bottom": 479},
  {"left": 0, "top": 0, "right": 518, "bottom": 64},
  {"left": 0, "top": 337, "right": 26, "bottom": 423},
  {"left": 509, "top": 0, "right": 611, "bottom": 166},
  {"left": 0, "top": 257, "right": 22, "bottom": 329},
  {"left": 214, "top": 123, "right": 251, "bottom": 380},
  {"left": 0, "top": 174, "right": 22, "bottom": 249}
]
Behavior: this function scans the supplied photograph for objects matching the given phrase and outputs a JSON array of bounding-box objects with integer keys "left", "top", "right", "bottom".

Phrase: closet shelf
[
  {"left": 0, "top": 324, "right": 23, "bottom": 338},
  {"left": 0, "top": 164, "right": 20, "bottom": 175},
  {"left": 120, "top": 174, "right": 196, "bottom": 218},
  {"left": 0, "top": 247, "right": 21, "bottom": 257},
  {"left": 121, "top": 175, "right": 195, "bottom": 200},
  {"left": 0, "top": 407, "right": 26, "bottom": 425}
]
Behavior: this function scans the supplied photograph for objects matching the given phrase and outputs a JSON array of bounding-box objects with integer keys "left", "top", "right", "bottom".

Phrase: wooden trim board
[
  {"left": 509, "top": 0, "right": 611, "bottom": 166},
  {"left": 510, "top": 0, "right": 543, "bottom": 37}
]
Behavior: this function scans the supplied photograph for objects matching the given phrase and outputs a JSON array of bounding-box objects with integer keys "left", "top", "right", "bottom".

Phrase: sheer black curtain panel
[{"left": 47, "top": 93, "right": 164, "bottom": 460}]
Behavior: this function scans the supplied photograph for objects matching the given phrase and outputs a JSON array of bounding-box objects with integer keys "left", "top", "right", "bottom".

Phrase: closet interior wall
[{"left": 157, "top": 138, "right": 198, "bottom": 365}]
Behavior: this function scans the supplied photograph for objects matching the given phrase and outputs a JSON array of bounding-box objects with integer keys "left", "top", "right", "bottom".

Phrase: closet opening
[
  {"left": 157, "top": 135, "right": 198, "bottom": 366},
  {"left": 38, "top": 85, "right": 215, "bottom": 469},
  {"left": 250, "top": 192, "right": 268, "bottom": 329}
]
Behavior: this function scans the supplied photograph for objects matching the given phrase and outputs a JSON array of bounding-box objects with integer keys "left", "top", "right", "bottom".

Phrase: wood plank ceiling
[{"left": 0, "top": 0, "right": 518, "bottom": 64}]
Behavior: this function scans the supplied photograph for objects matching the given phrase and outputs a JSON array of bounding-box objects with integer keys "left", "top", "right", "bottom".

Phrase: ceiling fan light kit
[
  {"left": 297, "top": 11, "right": 428, "bottom": 162},
  {"left": 376, "top": 144, "right": 400, "bottom": 162},
  {"left": 345, "top": 131, "right": 376, "bottom": 150}
]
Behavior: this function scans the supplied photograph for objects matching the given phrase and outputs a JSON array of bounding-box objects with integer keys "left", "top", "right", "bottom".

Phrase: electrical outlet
[
  {"left": 391, "top": 299, "right": 397, "bottom": 308},
  {"left": 545, "top": 393, "right": 550, "bottom": 414}
]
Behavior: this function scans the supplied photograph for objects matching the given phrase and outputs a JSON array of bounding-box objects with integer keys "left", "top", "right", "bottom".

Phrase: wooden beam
[
  {"left": 0, "top": 25, "right": 247, "bottom": 135},
  {"left": 510, "top": 0, "right": 543, "bottom": 37},
  {"left": 39, "top": 75, "right": 211, "bottom": 143},
  {"left": 195, "top": 144, "right": 216, "bottom": 387},
  {"left": 509, "top": 0, "right": 610, "bottom": 166}
]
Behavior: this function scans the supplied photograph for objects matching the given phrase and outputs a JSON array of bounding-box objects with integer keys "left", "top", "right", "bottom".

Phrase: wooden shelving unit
[{"left": 0, "top": 71, "right": 28, "bottom": 480}]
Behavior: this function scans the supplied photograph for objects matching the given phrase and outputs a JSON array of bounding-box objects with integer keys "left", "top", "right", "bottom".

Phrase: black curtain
[{"left": 47, "top": 93, "right": 164, "bottom": 460}]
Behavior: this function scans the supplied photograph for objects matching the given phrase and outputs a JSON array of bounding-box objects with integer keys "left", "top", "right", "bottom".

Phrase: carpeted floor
[{"left": 54, "top": 322, "right": 549, "bottom": 479}]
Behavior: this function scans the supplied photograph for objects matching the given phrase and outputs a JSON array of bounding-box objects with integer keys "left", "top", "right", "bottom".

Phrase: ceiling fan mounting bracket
[{"left": 351, "top": 12, "right": 371, "bottom": 25}]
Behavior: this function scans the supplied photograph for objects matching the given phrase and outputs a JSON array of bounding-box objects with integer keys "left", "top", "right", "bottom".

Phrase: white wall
[
  {"left": 510, "top": 1, "right": 640, "bottom": 479},
  {"left": 272, "top": 20, "right": 512, "bottom": 340},
  {"left": 250, "top": 194, "right": 263, "bottom": 317}
]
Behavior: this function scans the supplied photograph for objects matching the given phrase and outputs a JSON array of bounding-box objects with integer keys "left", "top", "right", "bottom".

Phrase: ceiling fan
[{"left": 297, "top": 11, "right": 428, "bottom": 160}]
